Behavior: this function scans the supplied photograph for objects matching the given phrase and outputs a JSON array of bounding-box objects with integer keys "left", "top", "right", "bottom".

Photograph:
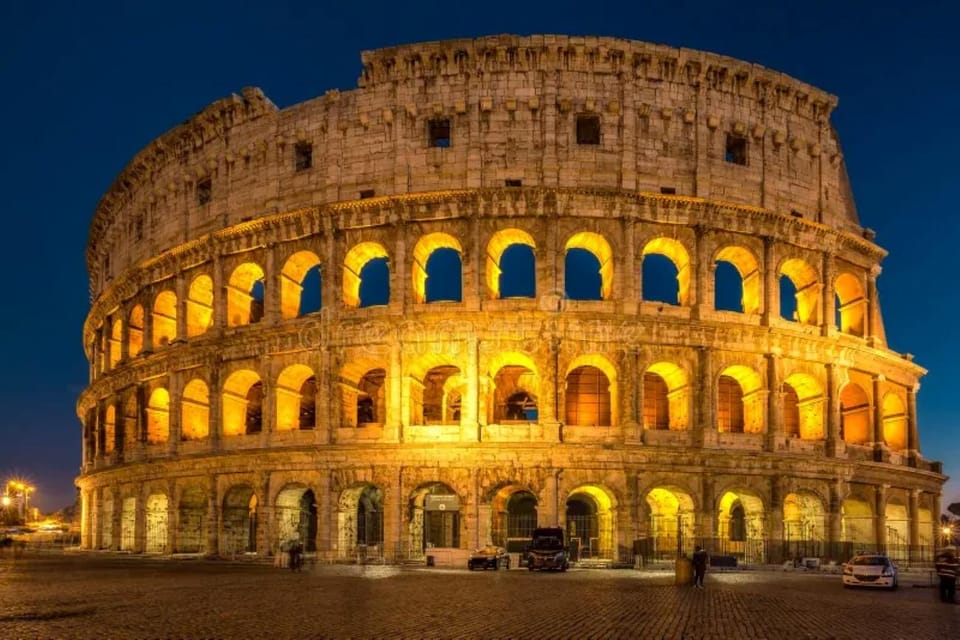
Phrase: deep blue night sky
[{"left": 1, "top": 1, "right": 957, "bottom": 512}]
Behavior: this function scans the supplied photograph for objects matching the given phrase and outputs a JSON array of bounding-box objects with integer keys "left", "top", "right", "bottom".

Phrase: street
[{"left": 0, "top": 553, "right": 956, "bottom": 639}]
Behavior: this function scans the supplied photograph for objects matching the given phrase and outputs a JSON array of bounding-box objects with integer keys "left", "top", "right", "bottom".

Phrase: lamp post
[{"left": 4, "top": 481, "right": 35, "bottom": 524}]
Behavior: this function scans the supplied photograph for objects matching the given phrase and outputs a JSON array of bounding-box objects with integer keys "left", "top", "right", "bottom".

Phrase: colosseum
[{"left": 77, "top": 35, "right": 946, "bottom": 567}]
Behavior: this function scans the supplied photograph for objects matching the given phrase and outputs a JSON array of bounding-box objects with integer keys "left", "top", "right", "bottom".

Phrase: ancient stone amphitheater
[{"left": 77, "top": 35, "right": 945, "bottom": 566}]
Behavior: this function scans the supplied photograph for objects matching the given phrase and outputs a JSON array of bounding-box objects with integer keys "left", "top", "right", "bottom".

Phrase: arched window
[
  {"left": 782, "top": 373, "right": 825, "bottom": 440},
  {"left": 642, "top": 238, "right": 691, "bottom": 306},
  {"left": 280, "top": 251, "right": 322, "bottom": 318},
  {"left": 275, "top": 364, "right": 316, "bottom": 431},
  {"left": 152, "top": 291, "right": 177, "bottom": 347},
  {"left": 881, "top": 392, "right": 907, "bottom": 451},
  {"left": 412, "top": 233, "right": 462, "bottom": 304},
  {"left": 357, "top": 369, "right": 386, "bottom": 425},
  {"left": 565, "top": 232, "right": 613, "bottom": 300},
  {"left": 245, "top": 382, "right": 263, "bottom": 434},
  {"left": 186, "top": 275, "right": 214, "bottom": 337},
  {"left": 299, "top": 377, "right": 316, "bottom": 430},
  {"left": 493, "top": 364, "right": 538, "bottom": 423},
  {"left": 227, "top": 263, "right": 266, "bottom": 326},
  {"left": 642, "top": 372, "right": 669, "bottom": 430},
  {"left": 181, "top": 379, "right": 210, "bottom": 440},
  {"left": 565, "top": 366, "right": 611, "bottom": 426},
  {"left": 128, "top": 305, "right": 144, "bottom": 358},
  {"left": 782, "top": 383, "right": 800, "bottom": 438},
  {"left": 422, "top": 365, "right": 461, "bottom": 424},
  {"left": 146, "top": 388, "right": 170, "bottom": 444},
  {"left": 835, "top": 272, "right": 866, "bottom": 336},
  {"left": 109, "top": 319, "right": 122, "bottom": 368},
  {"left": 717, "top": 376, "right": 744, "bottom": 433},
  {"left": 485, "top": 229, "right": 536, "bottom": 299},
  {"left": 714, "top": 246, "right": 760, "bottom": 314},
  {"left": 840, "top": 383, "right": 870, "bottom": 445},
  {"left": 221, "top": 370, "right": 262, "bottom": 437},
  {"left": 729, "top": 502, "right": 746, "bottom": 542},
  {"left": 343, "top": 242, "right": 391, "bottom": 308},
  {"left": 779, "top": 259, "right": 819, "bottom": 325},
  {"left": 104, "top": 405, "right": 116, "bottom": 454}
]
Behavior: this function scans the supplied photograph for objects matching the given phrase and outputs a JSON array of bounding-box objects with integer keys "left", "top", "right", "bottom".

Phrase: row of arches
[
  {"left": 87, "top": 480, "right": 935, "bottom": 564},
  {"left": 89, "top": 356, "right": 910, "bottom": 455},
  {"left": 94, "top": 231, "right": 872, "bottom": 372}
]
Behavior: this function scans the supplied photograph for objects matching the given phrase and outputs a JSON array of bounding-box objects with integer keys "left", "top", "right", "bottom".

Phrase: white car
[{"left": 842, "top": 553, "right": 898, "bottom": 590}]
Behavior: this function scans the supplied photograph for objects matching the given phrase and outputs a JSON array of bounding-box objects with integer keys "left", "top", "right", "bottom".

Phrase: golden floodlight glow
[
  {"left": 228, "top": 262, "right": 266, "bottom": 326},
  {"left": 642, "top": 237, "right": 691, "bottom": 305},
  {"left": 779, "top": 258, "right": 820, "bottom": 325},
  {"left": 186, "top": 275, "right": 214, "bottom": 337},
  {"left": 565, "top": 232, "right": 613, "bottom": 300},
  {"left": 715, "top": 245, "right": 761, "bottom": 314},
  {"left": 412, "top": 233, "right": 462, "bottom": 304},
  {"left": 834, "top": 272, "right": 866, "bottom": 336},
  {"left": 485, "top": 228, "right": 536, "bottom": 298},
  {"left": 343, "top": 242, "right": 389, "bottom": 308},
  {"left": 152, "top": 290, "right": 178, "bottom": 347},
  {"left": 280, "top": 251, "right": 322, "bottom": 318}
]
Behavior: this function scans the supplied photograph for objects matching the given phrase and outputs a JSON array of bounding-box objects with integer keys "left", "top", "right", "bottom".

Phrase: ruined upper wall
[{"left": 87, "top": 34, "right": 860, "bottom": 299}]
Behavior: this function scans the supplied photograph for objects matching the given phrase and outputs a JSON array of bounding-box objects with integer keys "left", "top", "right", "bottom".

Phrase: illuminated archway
[
  {"left": 222, "top": 485, "right": 258, "bottom": 554},
  {"left": 643, "top": 362, "right": 689, "bottom": 430},
  {"left": 275, "top": 484, "right": 317, "bottom": 552},
  {"left": 490, "top": 354, "right": 540, "bottom": 423},
  {"left": 177, "top": 486, "right": 207, "bottom": 553},
  {"left": 108, "top": 318, "right": 122, "bottom": 368},
  {"left": 782, "top": 373, "right": 825, "bottom": 440},
  {"left": 128, "top": 304, "right": 144, "bottom": 358},
  {"left": 227, "top": 262, "right": 266, "bottom": 326},
  {"left": 408, "top": 482, "right": 461, "bottom": 557},
  {"left": 779, "top": 258, "right": 819, "bottom": 325},
  {"left": 885, "top": 500, "right": 909, "bottom": 561},
  {"left": 343, "top": 242, "right": 389, "bottom": 308},
  {"left": 642, "top": 237, "right": 691, "bottom": 305},
  {"left": 835, "top": 272, "right": 866, "bottom": 336},
  {"left": 120, "top": 496, "right": 136, "bottom": 551},
  {"left": 717, "top": 365, "right": 763, "bottom": 434},
  {"left": 103, "top": 405, "right": 116, "bottom": 454},
  {"left": 490, "top": 486, "right": 539, "bottom": 547},
  {"left": 840, "top": 383, "right": 870, "bottom": 445},
  {"left": 841, "top": 497, "right": 874, "bottom": 545},
  {"left": 565, "top": 485, "right": 616, "bottom": 560},
  {"left": 152, "top": 290, "right": 177, "bottom": 347},
  {"left": 146, "top": 388, "right": 169, "bottom": 444},
  {"left": 783, "top": 491, "right": 826, "bottom": 560},
  {"left": 645, "top": 486, "right": 696, "bottom": 559},
  {"left": 881, "top": 392, "right": 907, "bottom": 451},
  {"left": 717, "top": 490, "right": 765, "bottom": 563},
  {"left": 181, "top": 379, "right": 210, "bottom": 440},
  {"left": 412, "top": 233, "right": 462, "bottom": 304},
  {"left": 715, "top": 245, "right": 760, "bottom": 314},
  {"left": 186, "top": 275, "right": 214, "bottom": 337},
  {"left": 275, "top": 364, "right": 316, "bottom": 431},
  {"left": 486, "top": 229, "right": 536, "bottom": 299},
  {"left": 99, "top": 493, "right": 113, "bottom": 549},
  {"left": 565, "top": 232, "right": 613, "bottom": 300},
  {"left": 565, "top": 355, "right": 617, "bottom": 427},
  {"left": 338, "top": 484, "right": 384, "bottom": 559},
  {"left": 221, "top": 369, "right": 262, "bottom": 437},
  {"left": 145, "top": 493, "right": 169, "bottom": 553},
  {"left": 281, "top": 251, "right": 322, "bottom": 319}
]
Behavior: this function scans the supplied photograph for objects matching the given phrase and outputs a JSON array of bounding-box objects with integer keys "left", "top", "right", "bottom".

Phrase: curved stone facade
[{"left": 78, "top": 35, "right": 944, "bottom": 564}]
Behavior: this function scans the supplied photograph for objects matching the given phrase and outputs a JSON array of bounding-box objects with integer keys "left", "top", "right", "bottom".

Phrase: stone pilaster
[
  {"left": 821, "top": 253, "right": 835, "bottom": 336},
  {"left": 766, "top": 352, "right": 782, "bottom": 451},
  {"left": 761, "top": 236, "right": 775, "bottom": 326}
]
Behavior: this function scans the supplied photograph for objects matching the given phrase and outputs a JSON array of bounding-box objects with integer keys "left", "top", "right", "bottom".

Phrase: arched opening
[
  {"left": 177, "top": 486, "right": 207, "bottom": 553},
  {"left": 343, "top": 242, "right": 390, "bottom": 308},
  {"left": 565, "top": 486, "right": 615, "bottom": 560},
  {"left": 222, "top": 485, "right": 258, "bottom": 554},
  {"left": 840, "top": 383, "right": 870, "bottom": 445},
  {"left": 714, "top": 245, "right": 760, "bottom": 314},
  {"left": 779, "top": 258, "right": 819, "bottom": 325},
  {"left": 120, "top": 496, "right": 136, "bottom": 551},
  {"left": 646, "top": 486, "right": 695, "bottom": 560},
  {"left": 409, "top": 483, "right": 461, "bottom": 557},
  {"left": 221, "top": 370, "right": 262, "bottom": 437},
  {"left": 109, "top": 318, "right": 122, "bottom": 368},
  {"left": 783, "top": 492, "right": 826, "bottom": 560},
  {"left": 884, "top": 501, "right": 909, "bottom": 562},
  {"left": 356, "top": 369, "right": 386, "bottom": 426},
  {"left": 275, "top": 364, "right": 316, "bottom": 431},
  {"left": 145, "top": 493, "right": 168, "bottom": 553},
  {"left": 717, "top": 365, "right": 764, "bottom": 434},
  {"left": 835, "top": 272, "right": 866, "bottom": 336},
  {"left": 881, "top": 393, "right": 907, "bottom": 451},
  {"left": 275, "top": 485, "right": 317, "bottom": 552},
  {"left": 841, "top": 497, "right": 874, "bottom": 547},
  {"left": 642, "top": 238, "right": 691, "bottom": 306},
  {"left": 128, "top": 304, "right": 144, "bottom": 358},
  {"left": 717, "top": 490, "right": 765, "bottom": 563},
  {"left": 485, "top": 229, "right": 536, "bottom": 299},
  {"left": 181, "top": 379, "right": 209, "bottom": 441},
  {"left": 782, "top": 373, "right": 825, "bottom": 440},
  {"left": 412, "top": 233, "right": 463, "bottom": 304},
  {"left": 186, "top": 275, "right": 214, "bottom": 337},
  {"left": 337, "top": 484, "right": 384, "bottom": 559},
  {"left": 643, "top": 362, "right": 689, "bottom": 430},
  {"left": 99, "top": 493, "right": 113, "bottom": 550},
  {"left": 146, "top": 388, "right": 169, "bottom": 444},
  {"left": 565, "top": 364, "right": 612, "bottom": 427},
  {"left": 281, "top": 251, "right": 322, "bottom": 319},
  {"left": 152, "top": 290, "right": 177, "bottom": 347},
  {"left": 491, "top": 488, "right": 539, "bottom": 548},
  {"left": 227, "top": 262, "right": 266, "bottom": 326},
  {"left": 103, "top": 405, "right": 116, "bottom": 454},
  {"left": 918, "top": 508, "right": 933, "bottom": 558},
  {"left": 565, "top": 232, "right": 612, "bottom": 301},
  {"left": 493, "top": 365, "right": 539, "bottom": 423},
  {"left": 418, "top": 365, "right": 462, "bottom": 425}
]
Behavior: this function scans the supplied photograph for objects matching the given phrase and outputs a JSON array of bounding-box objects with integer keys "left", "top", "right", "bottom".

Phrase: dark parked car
[
  {"left": 468, "top": 546, "right": 510, "bottom": 570},
  {"left": 526, "top": 527, "right": 569, "bottom": 572}
]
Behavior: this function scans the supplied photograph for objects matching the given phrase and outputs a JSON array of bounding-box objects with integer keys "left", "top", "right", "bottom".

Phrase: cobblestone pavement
[{"left": 1, "top": 553, "right": 957, "bottom": 639}]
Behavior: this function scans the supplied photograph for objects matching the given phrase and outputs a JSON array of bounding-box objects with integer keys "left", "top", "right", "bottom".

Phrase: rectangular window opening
[
  {"left": 428, "top": 119, "right": 451, "bottom": 148},
  {"left": 197, "top": 178, "right": 212, "bottom": 206},
  {"left": 294, "top": 142, "right": 313, "bottom": 172},
  {"left": 660, "top": 186, "right": 676, "bottom": 195},
  {"left": 359, "top": 189, "right": 376, "bottom": 199},
  {"left": 505, "top": 179, "right": 523, "bottom": 187},
  {"left": 725, "top": 134, "right": 748, "bottom": 165},
  {"left": 790, "top": 210, "right": 804, "bottom": 219},
  {"left": 576, "top": 114, "right": 601, "bottom": 145}
]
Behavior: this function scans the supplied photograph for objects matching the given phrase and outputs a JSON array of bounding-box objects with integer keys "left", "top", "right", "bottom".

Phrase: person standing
[
  {"left": 934, "top": 546, "right": 958, "bottom": 603},
  {"left": 692, "top": 546, "right": 709, "bottom": 589}
]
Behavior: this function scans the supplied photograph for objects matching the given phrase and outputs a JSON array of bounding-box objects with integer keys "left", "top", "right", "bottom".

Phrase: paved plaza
[{"left": 0, "top": 553, "right": 957, "bottom": 639}]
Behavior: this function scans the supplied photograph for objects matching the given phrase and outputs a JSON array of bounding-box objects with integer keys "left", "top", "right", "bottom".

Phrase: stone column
[
  {"left": 765, "top": 352, "right": 782, "bottom": 452},
  {"left": 260, "top": 373, "right": 276, "bottom": 447},
  {"left": 866, "top": 266, "right": 881, "bottom": 346},
  {"left": 206, "top": 475, "right": 219, "bottom": 557},
  {"left": 390, "top": 468, "right": 404, "bottom": 561},
  {"left": 761, "top": 236, "right": 775, "bottom": 326},
  {"left": 932, "top": 493, "right": 942, "bottom": 552},
  {"left": 175, "top": 271, "right": 188, "bottom": 341},
  {"left": 110, "top": 485, "right": 122, "bottom": 551},
  {"left": 264, "top": 242, "right": 280, "bottom": 324},
  {"left": 258, "top": 473, "right": 273, "bottom": 556},
  {"left": 166, "top": 479, "right": 177, "bottom": 553},
  {"left": 821, "top": 253, "right": 835, "bottom": 337},
  {"left": 212, "top": 251, "right": 226, "bottom": 332},
  {"left": 385, "top": 338, "right": 402, "bottom": 442},
  {"left": 464, "top": 216, "right": 481, "bottom": 311},
  {"left": 695, "top": 347, "right": 712, "bottom": 447},
  {"left": 142, "top": 302, "right": 154, "bottom": 354},
  {"left": 167, "top": 372, "right": 182, "bottom": 456},
  {"left": 120, "top": 307, "right": 130, "bottom": 362},
  {"left": 828, "top": 480, "right": 845, "bottom": 560},
  {"left": 393, "top": 217, "right": 407, "bottom": 314},
  {"left": 768, "top": 476, "right": 785, "bottom": 562},
  {"left": 207, "top": 365, "right": 221, "bottom": 451},
  {"left": 134, "top": 483, "right": 147, "bottom": 553},
  {"left": 541, "top": 470, "right": 561, "bottom": 527},
  {"left": 623, "top": 349, "right": 641, "bottom": 444},
  {"left": 316, "top": 475, "right": 331, "bottom": 561},
  {"left": 874, "top": 484, "right": 888, "bottom": 552},
  {"left": 908, "top": 490, "right": 921, "bottom": 564},
  {"left": 700, "top": 475, "right": 716, "bottom": 540},
  {"left": 693, "top": 225, "right": 708, "bottom": 315},
  {"left": 825, "top": 363, "right": 841, "bottom": 457},
  {"left": 907, "top": 385, "right": 920, "bottom": 457},
  {"left": 871, "top": 375, "right": 884, "bottom": 452},
  {"left": 462, "top": 335, "right": 480, "bottom": 442},
  {"left": 80, "top": 490, "right": 92, "bottom": 549},
  {"left": 622, "top": 219, "right": 637, "bottom": 307},
  {"left": 91, "top": 488, "right": 103, "bottom": 550}
]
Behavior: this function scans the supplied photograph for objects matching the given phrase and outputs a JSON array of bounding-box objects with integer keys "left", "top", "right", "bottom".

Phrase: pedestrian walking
[
  {"left": 934, "top": 546, "right": 958, "bottom": 603},
  {"left": 692, "top": 546, "right": 709, "bottom": 589},
  {"left": 289, "top": 538, "right": 304, "bottom": 572}
]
